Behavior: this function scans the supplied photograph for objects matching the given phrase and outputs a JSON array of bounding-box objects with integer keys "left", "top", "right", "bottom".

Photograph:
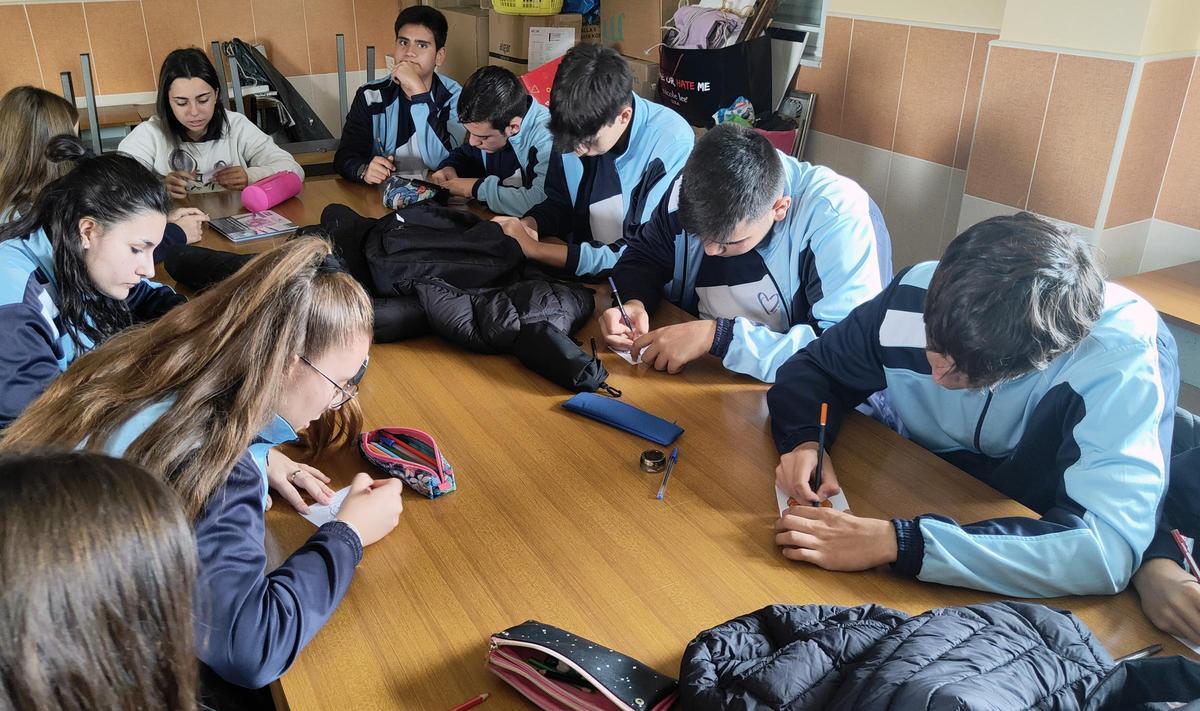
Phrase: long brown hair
[
  {"left": 0, "top": 85, "right": 79, "bottom": 219},
  {"left": 1, "top": 237, "right": 373, "bottom": 518},
  {"left": 0, "top": 450, "right": 197, "bottom": 710}
]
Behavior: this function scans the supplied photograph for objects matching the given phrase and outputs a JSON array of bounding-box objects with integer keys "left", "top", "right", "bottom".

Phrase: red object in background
[{"left": 521, "top": 56, "right": 565, "bottom": 106}]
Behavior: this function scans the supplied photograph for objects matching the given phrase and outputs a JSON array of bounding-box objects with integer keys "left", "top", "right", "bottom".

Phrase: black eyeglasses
[{"left": 300, "top": 356, "right": 368, "bottom": 410}]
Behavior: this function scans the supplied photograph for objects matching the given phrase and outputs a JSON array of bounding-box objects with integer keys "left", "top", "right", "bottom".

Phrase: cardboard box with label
[
  {"left": 601, "top": 0, "right": 674, "bottom": 64},
  {"left": 441, "top": 7, "right": 489, "bottom": 83},
  {"left": 627, "top": 57, "right": 659, "bottom": 100},
  {"left": 488, "top": 11, "right": 582, "bottom": 74}
]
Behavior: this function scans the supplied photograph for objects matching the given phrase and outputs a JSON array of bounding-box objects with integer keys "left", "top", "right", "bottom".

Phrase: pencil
[
  {"left": 812, "top": 403, "right": 828, "bottom": 506},
  {"left": 656, "top": 447, "right": 678, "bottom": 500},
  {"left": 1173, "top": 529, "right": 1200, "bottom": 583},
  {"left": 1115, "top": 643, "right": 1162, "bottom": 662},
  {"left": 608, "top": 276, "right": 634, "bottom": 333},
  {"left": 447, "top": 692, "right": 489, "bottom": 711}
]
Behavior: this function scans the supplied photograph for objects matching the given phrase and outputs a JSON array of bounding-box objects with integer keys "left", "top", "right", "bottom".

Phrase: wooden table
[
  {"left": 1117, "top": 260, "right": 1200, "bottom": 327},
  {"left": 186, "top": 181, "right": 1187, "bottom": 711}
]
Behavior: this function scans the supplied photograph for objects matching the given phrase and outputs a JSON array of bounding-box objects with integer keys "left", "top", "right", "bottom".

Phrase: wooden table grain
[
  {"left": 1117, "top": 260, "right": 1200, "bottom": 327},
  {"left": 186, "top": 181, "right": 1187, "bottom": 711}
]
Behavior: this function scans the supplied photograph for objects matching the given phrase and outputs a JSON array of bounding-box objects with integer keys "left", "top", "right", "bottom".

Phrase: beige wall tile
[
  {"left": 252, "top": 0, "right": 312, "bottom": 76},
  {"left": 840, "top": 19, "right": 908, "bottom": 151},
  {"left": 883, "top": 152, "right": 953, "bottom": 269},
  {"left": 357, "top": 0, "right": 407, "bottom": 72},
  {"left": 1158, "top": 60, "right": 1200, "bottom": 230},
  {"left": 963, "top": 46, "right": 1055, "bottom": 209},
  {"left": 953, "top": 32, "right": 996, "bottom": 170},
  {"left": 1027, "top": 54, "right": 1132, "bottom": 228},
  {"left": 307, "top": 0, "right": 360, "bottom": 74},
  {"left": 83, "top": 1, "right": 155, "bottom": 94},
  {"left": 1107, "top": 58, "right": 1193, "bottom": 228},
  {"left": 26, "top": 3, "right": 90, "bottom": 94},
  {"left": 893, "top": 26, "right": 974, "bottom": 167},
  {"left": 143, "top": 0, "right": 205, "bottom": 79},
  {"left": 795, "top": 15, "right": 851, "bottom": 136},
  {"left": 197, "top": 0, "right": 256, "bottom": 47},
  {"left": 0, "top": 6, "right": 43, "bottom": 94}
]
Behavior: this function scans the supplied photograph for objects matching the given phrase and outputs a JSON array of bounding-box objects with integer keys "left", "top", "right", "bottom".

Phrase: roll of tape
[{"left": 640, "top": 449, "right": 666, "bottom": 473}]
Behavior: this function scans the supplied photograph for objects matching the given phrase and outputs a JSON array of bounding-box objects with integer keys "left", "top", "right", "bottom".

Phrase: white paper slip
[
  {"left": 528, "top": 27, "right": 576, "bottom": 70},
  {"left": 609, "top": 346, "right": 646, "bottom": 365},
  {"left": 775, "top": 483, "right": 849, "bottom": 517},
  {"left": 300, "top": 486, "right": 351, "bottom": 528}
]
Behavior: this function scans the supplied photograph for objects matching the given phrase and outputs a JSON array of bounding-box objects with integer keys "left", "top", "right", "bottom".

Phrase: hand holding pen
[{"left": 600, "top": 277, "right": 650, "bottom": 350}]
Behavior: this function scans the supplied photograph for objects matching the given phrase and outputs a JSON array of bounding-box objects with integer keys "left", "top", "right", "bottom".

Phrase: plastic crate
[{"left": 492, "top": 0, "right": 564, "bottom": 16}]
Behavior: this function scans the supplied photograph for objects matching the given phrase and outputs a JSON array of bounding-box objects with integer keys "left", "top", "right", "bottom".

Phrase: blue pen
[{"left": 656, "top": 448, "right": 678, "bottom": 500}]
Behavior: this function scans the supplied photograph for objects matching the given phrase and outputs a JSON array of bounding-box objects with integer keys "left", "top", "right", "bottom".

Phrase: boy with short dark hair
[
  {"left": 335, "top": 6, "right": 465, "bottom": 184},
  {"left": 768, "top": 213, "right": 1179, "bottom": 598},
  {"left": 494, "top": 44, "right": 693, "bottom": 278},
  {"left": 601, "top": 124, "right": 891, "bottom": 383},
  {"left": 429, "top": 66, "right": 552, "bottom": 216}
]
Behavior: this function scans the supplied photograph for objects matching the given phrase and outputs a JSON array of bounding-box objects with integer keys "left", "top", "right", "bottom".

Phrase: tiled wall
[
  {"left": 798, "top": 13, "right": 1200, "bottom": 278},
  {"left": 797, "top": 16, "right": 999, "bottom": 272},
  {"left": 0, "top": 0, "right": 402, "bottom": 107}
]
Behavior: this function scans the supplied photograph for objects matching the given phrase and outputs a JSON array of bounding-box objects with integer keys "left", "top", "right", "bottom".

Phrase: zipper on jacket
[{"left": 974, "top": 389, "right": 994, "bottom": 452}]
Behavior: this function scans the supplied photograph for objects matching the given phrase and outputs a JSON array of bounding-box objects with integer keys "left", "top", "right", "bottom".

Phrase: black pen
[
  {"left": 608, "top": 276, "right": 634, "bottom": 333},
  {"left": 812, "top": 403, "right": 827, "bottom": 506}
]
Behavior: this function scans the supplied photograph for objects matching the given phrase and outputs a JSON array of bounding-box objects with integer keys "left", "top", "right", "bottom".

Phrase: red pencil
[
  {"left": 1172, "top": 529, "right": 1200, "bottom": 583},
  {"left": 448, "top": 692, "right": 489, "bottom": 711}
]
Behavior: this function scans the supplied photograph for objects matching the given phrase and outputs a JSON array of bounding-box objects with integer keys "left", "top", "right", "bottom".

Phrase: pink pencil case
[
  {"left": 358, "top": 427, "right": 455, "bottom": 499},
  {"left": 488, "top": 621, "right": 677, "bottom": 711}
]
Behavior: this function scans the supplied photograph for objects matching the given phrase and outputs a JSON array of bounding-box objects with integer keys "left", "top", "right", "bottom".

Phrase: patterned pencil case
[
  {"left": 488, "top": 621, "right": 678, "bottom": 711},
  {"left": 382, "top": 174, "right": 448, "bottom": 211},
  {"left": 359, "top": 427, "right": 455, "bottom": 499}
]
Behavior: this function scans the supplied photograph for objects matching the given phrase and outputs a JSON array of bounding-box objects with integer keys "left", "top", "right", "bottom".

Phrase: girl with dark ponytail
[{"left": 0, "top": 134, "right": 184, "bottom": 428}]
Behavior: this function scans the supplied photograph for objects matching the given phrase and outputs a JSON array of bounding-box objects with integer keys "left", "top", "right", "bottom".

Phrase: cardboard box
[
  {"left": 627, "top": 57, "right": 659, "bottom": 100},
  {"left": 442, "top": 7, "right": 490, "bottom": 83},
  {"left": 601, "top": 0, "right": 674, "bottom": 64},
  {"left": 581, "top": 22, "right": 600, "bottom": 44},
  {"left": 420, "top": 0, "right": 468, "bottom": 7},
  {"left": 488, "top": 11, "right": 582, "bottom": 73}
]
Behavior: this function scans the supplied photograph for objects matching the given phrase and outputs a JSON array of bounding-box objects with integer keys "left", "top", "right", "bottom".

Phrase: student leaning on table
[
  {"left": 768, "top": 213, "right": 1179, "bottom": 598},
  {"left": 0, "top": 237, "right": 404, "bottom": 690},
  {"left": 118, "top": 48, "right": 304, "bottom": 200}
]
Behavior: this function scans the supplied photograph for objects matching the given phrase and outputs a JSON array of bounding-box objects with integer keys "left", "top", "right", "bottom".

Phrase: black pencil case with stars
[{"left": 488, "top": 620, "right": 678, "bottom": 710}]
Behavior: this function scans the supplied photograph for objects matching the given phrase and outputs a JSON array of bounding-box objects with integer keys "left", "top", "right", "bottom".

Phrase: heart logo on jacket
[{"left": 757, "top": 292, "right": 780, "bottom": 314}]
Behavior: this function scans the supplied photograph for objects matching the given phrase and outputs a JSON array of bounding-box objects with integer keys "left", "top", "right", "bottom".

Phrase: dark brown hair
[
  {"left": 925, "top": 212, "right": 1105, "bottom": 387},
  {"left": 0, "top": 450, "right": 197, "bottom": 710},
  {"left": 0, "top": 85, "right": 79, "bottom": 220}
]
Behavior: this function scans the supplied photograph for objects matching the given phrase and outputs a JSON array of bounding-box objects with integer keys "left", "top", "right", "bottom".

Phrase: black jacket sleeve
[
  {"left": 610, "top": 182, "right": 679, "bottom": 314},
  {"left": 436, "top": 143, "right": 486, "bottom": 178},
  {"left": 767, "top": 270, "right": 906, "bottom": 454},
  {"left": 1144, "top": 445, "right": 1200, "bottom": 564},
  {"left": 153, "top": 223, "right": 187, "bottom": 264},
  {"left": 522, "top": 152, "right": 575, "bottom": 239},
  {"left": 334, "top": 90, "right": 376, "bottom": 182},
  {"left": 126, "top": 280, "right": 185, "bottom": 322}
]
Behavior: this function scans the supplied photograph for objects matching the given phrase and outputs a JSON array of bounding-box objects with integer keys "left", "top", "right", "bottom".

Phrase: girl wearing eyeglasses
[
  {"left": 2, "top": 236, "right": 404, "bottom": 692},
  {"left": 119, "top": 48, "right": 303, "bottom": 199}
]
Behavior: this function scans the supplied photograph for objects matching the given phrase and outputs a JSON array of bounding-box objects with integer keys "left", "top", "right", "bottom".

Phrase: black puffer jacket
[{"left": 682, "top": 601, "right": 1120, "bottom": 710}]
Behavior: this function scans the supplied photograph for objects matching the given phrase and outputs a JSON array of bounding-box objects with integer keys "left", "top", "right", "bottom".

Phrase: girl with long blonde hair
[{"left": 2, "top": 236, "right": 405, "bottom": 690}]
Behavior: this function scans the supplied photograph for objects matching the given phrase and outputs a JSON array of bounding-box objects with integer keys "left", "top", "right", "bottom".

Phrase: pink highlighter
[{"left": 241, "top": 171, "right": 302, "bottom": 212}]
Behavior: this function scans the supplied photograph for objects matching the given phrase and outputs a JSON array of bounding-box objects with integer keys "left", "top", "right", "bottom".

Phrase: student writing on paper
[
  {"left": 493, "top": 44, "right": 693, "bottom": 278},
  {"left": 1, "top": 237, "right": 405, "bottom": 692},
  {"left": 0, "top": 451, "right": 199, "bottom": 710},
  {"left": 0, "top": 85, "right": 207, "bottom": 258},
  {"left": 335, "top": 6, "right": 465, "bottom": 183},
  {"left": 768, "top": 213, "right": 1178, "bottom": 597},
  {"left": 118, "top": 49, "right": 304, "bottom": 199},
  {"left": 1133, "top": 431, "right": 1200, "bottom": 645},
  {"left": 601, "top": 124, "right": 890, "bottom": 382},
  {"left": 0, "top": 137, "right": 184, "bottom": 429},
  {"left": 430, "top": 65, "right": 553, "bottom": 216}
]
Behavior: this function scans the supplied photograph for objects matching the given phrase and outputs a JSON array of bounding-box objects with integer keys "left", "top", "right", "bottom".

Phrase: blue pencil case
[{"left": 561, "top": 392, "right": 683, "bottom": 445}]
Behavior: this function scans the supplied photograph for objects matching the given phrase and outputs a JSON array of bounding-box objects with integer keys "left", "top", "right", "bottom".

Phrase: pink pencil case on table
[
  {"left": 488, "top": 620, "right": 678, "bottom": 711},
  {"left": 358, "top": 427, "right": 455, "bottom": 498}
]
